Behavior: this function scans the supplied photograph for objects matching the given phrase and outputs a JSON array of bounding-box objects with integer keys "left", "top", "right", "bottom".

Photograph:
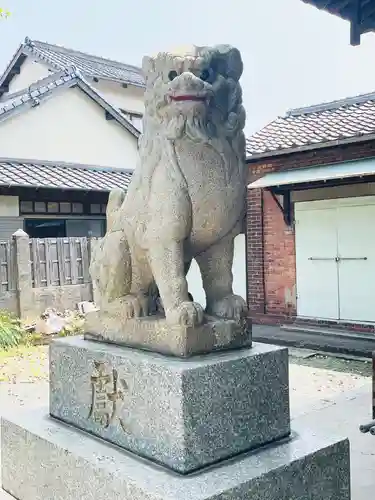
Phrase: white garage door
[
  {"left": 187, "top": 234, "right": 246, "bottom": 309},
  {"left": 295, "top": 196, "right": 375, "bottom": 323},
  {"left": 295, "top": 206, "right": 339, "bottom": 320}
]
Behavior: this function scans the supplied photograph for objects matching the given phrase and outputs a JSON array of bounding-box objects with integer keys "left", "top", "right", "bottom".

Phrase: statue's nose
[{"left": 171, "top": 72, "right": 205, "bottom": 91}]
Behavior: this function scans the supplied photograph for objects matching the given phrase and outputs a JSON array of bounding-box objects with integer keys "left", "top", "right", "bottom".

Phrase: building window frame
[{"left": 19, "top": 200, "right": 107, "bottom": 216}]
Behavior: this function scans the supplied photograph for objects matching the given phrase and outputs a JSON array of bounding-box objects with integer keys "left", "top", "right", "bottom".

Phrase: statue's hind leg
[{"left": 122, "top": 250, "right": 154, "bottom": 319}]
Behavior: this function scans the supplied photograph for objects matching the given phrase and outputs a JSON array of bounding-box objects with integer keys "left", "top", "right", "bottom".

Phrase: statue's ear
[
  {"left": 142, "top": 56, "right": 155, "bottom": 80},
  {"left": 223, "top": 46, "right": 243, "bottom": 81},
  {"left": 213, "top": 45, "right": 243, "bottom": 82}
]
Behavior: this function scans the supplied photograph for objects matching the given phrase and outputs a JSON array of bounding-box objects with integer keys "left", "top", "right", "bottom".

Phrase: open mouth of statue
[{"left": 170, "top": 95, "right": 206, "bottom": 102}]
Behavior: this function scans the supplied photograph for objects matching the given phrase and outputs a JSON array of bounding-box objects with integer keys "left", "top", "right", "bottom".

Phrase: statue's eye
[
  {"left": 168, "top": 70, "right": 178, "bottom": 81},
  {"left": 200, "top": 69, "right": 211, "bottom": 81}
]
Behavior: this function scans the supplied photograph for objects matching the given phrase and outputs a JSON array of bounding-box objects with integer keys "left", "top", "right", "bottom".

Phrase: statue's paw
[
  {"left": 207, "top": 294, "right": 248, "bottom": 322},
  {"left": 167, "top": 301, "right": 204, "bottom": 327},
  {"left": 121, "top": 294, "right": 149, "bottom": 319}
]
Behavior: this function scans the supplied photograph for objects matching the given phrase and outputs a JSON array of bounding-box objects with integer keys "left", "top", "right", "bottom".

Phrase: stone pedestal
[
  {"left": 49, "top": 337, "right": 290, "bottom": 473},
  {"left": 1, "top": 408, "right": 350, "bottom": 500},
  {"left": 1, "top": 320, "right": 351, "bottom": 499}
]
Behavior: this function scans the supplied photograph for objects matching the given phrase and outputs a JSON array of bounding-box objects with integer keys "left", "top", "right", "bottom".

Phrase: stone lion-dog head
[{"left": 141, "top": 44, "right": 246, "bottom": 146}]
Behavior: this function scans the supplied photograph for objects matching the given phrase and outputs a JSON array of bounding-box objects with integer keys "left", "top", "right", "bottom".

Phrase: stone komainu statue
[{"left": 90, "top": 44, "right": 248, "bottom": 327}]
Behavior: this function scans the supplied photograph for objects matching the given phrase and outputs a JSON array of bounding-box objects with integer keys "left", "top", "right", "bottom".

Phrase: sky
[{"left": 1, "top": 0, "right": 375, "bottom": 135}]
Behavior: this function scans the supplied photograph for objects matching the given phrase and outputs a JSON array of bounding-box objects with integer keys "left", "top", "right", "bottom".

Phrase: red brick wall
[
  {"left": 263, "top": 191, "right": 296, "bottom": 317},
  {"left": 246, "top": 139, "right": 375, "bottom": 324},
  {"left": 246, "top": 187, "right": 264, "bottom": 314}
]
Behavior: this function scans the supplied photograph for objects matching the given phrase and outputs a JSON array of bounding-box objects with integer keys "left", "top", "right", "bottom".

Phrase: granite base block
[
  {"left": 84, "top": 310, "right": 252, "bottom": 357},
  {"left": 1, "top": 408, "right": 351, "bottom": 500},
  {"left": 49, "top": 337, "right": 290, "bottom": 474}
]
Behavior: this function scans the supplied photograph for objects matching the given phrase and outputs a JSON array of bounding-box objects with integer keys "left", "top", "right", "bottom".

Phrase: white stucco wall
[
  {"left": 93, "top": 80, "right": 144, "bottom": 114},
  {"left": 0, "top": 196, "right": 19, "bottom": 216},
  {"left": 5, "top": 58, "right": 51, "bottom": 95},
  {"left": 0, "top": 86, "right": 139, "bottom": 169}
]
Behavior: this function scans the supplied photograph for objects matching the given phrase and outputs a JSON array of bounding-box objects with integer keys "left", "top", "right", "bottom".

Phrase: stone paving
[{"left": 0, "top": 345, "right": 373, "bottom": 499}]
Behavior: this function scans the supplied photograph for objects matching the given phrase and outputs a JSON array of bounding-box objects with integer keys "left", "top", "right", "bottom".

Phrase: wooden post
[{"left": 12, "top": 229, "right": 34, "bottom": 320}]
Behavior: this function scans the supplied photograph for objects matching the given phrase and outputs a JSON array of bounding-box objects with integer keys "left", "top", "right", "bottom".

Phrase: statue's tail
[
  {"left": 90, "top": 188, "right": 132, "bottom": 306},
  {"left": 106, "top": 188, "right": 126, "bottom": 230}
]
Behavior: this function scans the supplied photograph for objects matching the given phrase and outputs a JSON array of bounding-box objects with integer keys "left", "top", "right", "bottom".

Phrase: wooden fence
[
  {"left": 0, "top": 233, "right": 99, "bottom": 319},
  {"left": 29, "top": 237, "right": 94, "bottom": 288},
  {"left": 0, "top": 240, "right": 16, "bottom": 293}
]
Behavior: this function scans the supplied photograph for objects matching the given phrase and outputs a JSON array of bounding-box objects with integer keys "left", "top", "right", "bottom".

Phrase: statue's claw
[
  {"left": 206, "top": 294, "right": 247, "bottom": 322},
  {"left": 166, "top": 301, "right": 204, "bottom": 327},
  {"left": 121, "top": 294, "right": 149, "bottom": 319}
]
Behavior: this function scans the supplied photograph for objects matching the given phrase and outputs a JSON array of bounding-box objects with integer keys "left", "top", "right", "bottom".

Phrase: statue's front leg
[
  {"left": 196, "top": 233, "right": 247, "bottom": 322},
  {"left": 148, "top": 240, "right": 204, "bottom": 327}
]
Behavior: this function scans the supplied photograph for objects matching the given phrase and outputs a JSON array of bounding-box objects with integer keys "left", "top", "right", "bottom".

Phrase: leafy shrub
[
  {"left": 0, "top": 311, "right": 24, "bottom": 349},
  {"left": 23, "top": 332, "right": 43, "bottom": 346},
  {"left": 58, "top": 313, "right": 85, "bottom": 338}
]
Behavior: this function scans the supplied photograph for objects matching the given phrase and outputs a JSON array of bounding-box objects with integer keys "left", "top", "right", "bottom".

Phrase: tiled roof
[
  {"left": 0, "top": 159, "right": 133, "bottom": 191},
  {"left": 0, "top": 70, "right": 75, "bottom": 115},
  {"left": 246, "top": 91, "right": 375, "bottom": 159},
  {"left": 0, "top": 67, "right": 140, "bottom": 138},
  {"left": 0, "top": 37, "right": 145, "bottom": 98},
  {"left": 24, "top": 38, "right": 145, "bottom": 88}
]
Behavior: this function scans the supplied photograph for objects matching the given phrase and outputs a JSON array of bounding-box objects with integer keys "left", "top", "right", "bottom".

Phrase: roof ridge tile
[
  {"left": 286, "top": 91, "right": 375, "bottom": 117},
  {"left": 0, "top": 37, "right": 145, "bottom": 98},
  {"left": 0, "top": 70, "right": 140, "bottom": 138},
  {"left": 29, "top": 38, "right": 142, "bottom": 72},
  {"left": 24, "top": 38, "right": 145, "bottom": 88}
]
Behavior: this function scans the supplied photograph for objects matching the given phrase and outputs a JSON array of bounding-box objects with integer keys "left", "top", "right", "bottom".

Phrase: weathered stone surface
[
  {"left": 90, "top": 44, "right": 248, "bottom": 330},
  {"left": 49, "top": 337, "right": 289, "bottom": 473},
  {"left": 84, "top": 309, "right": 252, "bottom": 357},
  {"left": 12, "top": 229, "right": 34, "bottom": 321},
  {"left": 1, "top": 407, "right": 350, "bottom": 500}
]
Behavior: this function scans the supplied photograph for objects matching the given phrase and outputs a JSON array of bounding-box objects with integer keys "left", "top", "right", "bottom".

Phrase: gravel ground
[
  {"left": 0, "top": 345, "right": 48, "bottom": 384},
  {"left": 289, "top": 361, "right": 370, "bottom": 416},
  {"left": 0, "top": 344, "right": 371, "bottom": 418}
]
